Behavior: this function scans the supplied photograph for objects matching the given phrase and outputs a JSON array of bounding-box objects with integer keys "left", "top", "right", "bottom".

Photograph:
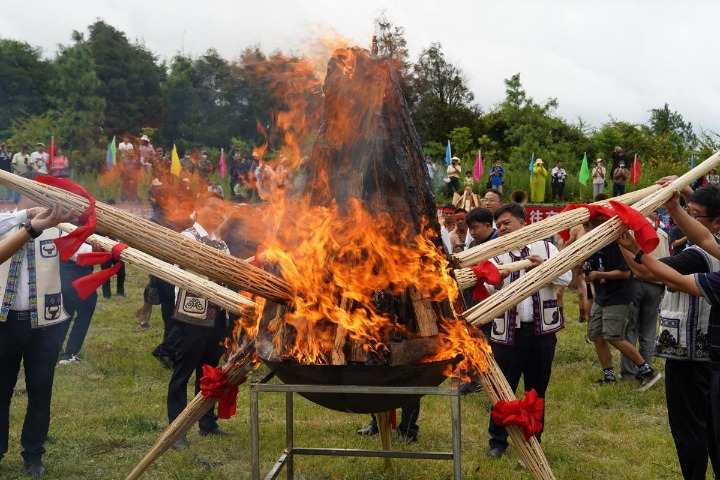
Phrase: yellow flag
[{"left": 171, "top": 144, "right": 181, "bottom": 176}]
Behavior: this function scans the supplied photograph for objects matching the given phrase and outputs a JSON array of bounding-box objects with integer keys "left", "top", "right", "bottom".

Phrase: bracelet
[
  {"left": 633, "top": 250, "right": 645, "bottom": 264},
  {"left": 22, "top": 222, "right": 42, "bottom": 239}
]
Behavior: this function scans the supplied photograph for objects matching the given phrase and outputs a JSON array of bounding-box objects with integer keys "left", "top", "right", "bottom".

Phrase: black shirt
[{"left": 591, "top": 242, "right": 633, "bottom": 307}]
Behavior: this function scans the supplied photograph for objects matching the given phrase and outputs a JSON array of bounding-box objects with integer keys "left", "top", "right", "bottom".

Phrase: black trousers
[
  {"left": 551, "top": 182, "right": 565, "bottom": 201},
  {"left": 152, "top": 278, "right": 179, "bottom": 360},
  {"left": 101, "top": 260, "right": 125, "bottom": 297},
  {"left": 488, "top": 326, "right": 556, "bottom": 450},
  {"left": 665, "top": 359, "right": 719, "bottom": 480},
  {"left": 59, "top": 264, "right": 98, "bottom": 357},
  {"left": 368, "top": 399, "right": 421, "bottom": 438},
  {"left": 0, "top": 314, "right": 63, "bottom": 462},
  {"left": 167, "top": 319, "right": 228, "bottom": 431}
]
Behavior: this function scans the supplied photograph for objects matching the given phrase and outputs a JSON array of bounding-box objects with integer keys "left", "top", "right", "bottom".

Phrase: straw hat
[
  {"left": 535, "top": 158, "right": 544, "bottom": 166},
  {"left": 451, "top": 156, "right": 460, "bottom": 163},
  {"left": 596, "top": 158, "right": 603, "bottom": 163},
  {"left": 140, "top": 135, "right": 151, "bottom": 142}
]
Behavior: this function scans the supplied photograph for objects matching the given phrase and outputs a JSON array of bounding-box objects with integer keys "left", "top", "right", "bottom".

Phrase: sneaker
[
  {"left": 356, "top": 423, "right": 379, "bottom": 435},
  {"left": 585, "top": 336, "right": 593, "bottom": 345},
  {"left": 459, "top": 381, "right": 483, "bottom": 396},
  {"left": 139, "top": 322, "right": 151, "bottom": 330},
  {"left": 636, "top": 369, "right": 661, "bottom": 392},
  {"left": 58, "top": 354, "right": 82, "bottom": 365}
]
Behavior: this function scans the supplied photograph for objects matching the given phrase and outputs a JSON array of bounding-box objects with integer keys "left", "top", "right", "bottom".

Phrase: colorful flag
[
  {"left": 219, "top": 148, "right": 227, "bottom": 179},
  {"left": 48, "top": 136, "right": 55, "bottom": 172},
  {"left": 630, "top": 153, "right": 642, "bottom": 185},
  {"left": 171, "top": 144, "right": 182, "bottom": 177},
  {"left": 445, "top": 140, "right": 452, "bottom": 166},
  {"left": 473, "top": 149, "right": 484, "bottom": 181},
  {"left": 529, "top": 152, "right": 535, "bottom": 179},
  {"left": 578, "top": 152, "right": 589, "bottom": 185},
  {"left": 106, "top": 136, "right": 116, "bottom": 168}
]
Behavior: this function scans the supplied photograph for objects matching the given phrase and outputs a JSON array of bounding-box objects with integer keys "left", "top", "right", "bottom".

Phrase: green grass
[{"left": 2, "top": 267, "right": 699, "bottom": 479}]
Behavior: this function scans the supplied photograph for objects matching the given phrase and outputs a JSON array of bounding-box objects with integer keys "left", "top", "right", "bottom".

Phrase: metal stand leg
[
  {"left": 286, "top": 392, "right": 294, "bottom": 480},
  {"left": 451, "top": 387, "right": 462, "bottom": 479},
  {"left": 251, "top": 384, "right": 260, "bottom": 480}
]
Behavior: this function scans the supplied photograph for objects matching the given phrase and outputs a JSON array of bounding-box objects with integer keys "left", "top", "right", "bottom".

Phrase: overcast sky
[{"left": 3, "top": 0, "right": 719, "bottom": 134}]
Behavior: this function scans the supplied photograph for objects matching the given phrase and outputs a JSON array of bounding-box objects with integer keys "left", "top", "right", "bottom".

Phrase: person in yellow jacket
[{"left": 530, "top": 159, "right": 548, "bottom": 203}]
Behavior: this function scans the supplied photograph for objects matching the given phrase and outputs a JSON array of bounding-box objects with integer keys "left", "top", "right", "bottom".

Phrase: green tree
[
  {"left": 373, "top": 12, "right": 414, "bottom": 106},
  {"left": 0, "top": 40, "right": 51, "bottom": 140},
  {"left": 87, "top": 21, "right": 164, "bottom": 136},
  {"left": 48, "top": 31, "right": 106, "bottom": 172},
  {"left": 448, "top": 127, "right": 473, "bottom": 158},
  {"left": 411, "top": 43, "right": 481, "bottom": 144}
]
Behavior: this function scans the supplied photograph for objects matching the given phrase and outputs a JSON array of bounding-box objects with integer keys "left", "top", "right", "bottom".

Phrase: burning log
[
  {"left": 0, "top": 171, "right": 293, "bottom": 304},
  {"left": 125, "top": 343, "right": 257, "bottom": 480},
  {"left": 465, "top": 151, "right": 720, "bottom": 327},
  {"left": 57, "top": 223, "right": 256, "bottom": 316},
  {"left": 256, "top": 46, "right": 452, "bottom": 370},
  {"left": 453, "top": 184, "right": 659, "bottom": 268}
]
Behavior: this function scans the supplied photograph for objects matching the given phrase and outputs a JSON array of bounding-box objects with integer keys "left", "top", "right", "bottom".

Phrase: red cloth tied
[
  {"left": 71, "top": 243, "right": 128, "bottom": 300},
  {"left": 200, "top": 364, "right": 244, "bottom": 419},
  {"left": 491, "top": 389, "right": 545, "bottom": 441},
  {"left": 469, "top": 261, "right": 501, "bottom": 301},
  {"left": 609, "top": 201, "right": 659, "bottom": 254},
  {"left": 35, "top": 176, "right": 97, "bottom": 261},
  {"left": 249, "top": 246, "right": 265, "bottom": 268},
  {"left": 557, "top": 203, "right": 616, "bottom": 241}
]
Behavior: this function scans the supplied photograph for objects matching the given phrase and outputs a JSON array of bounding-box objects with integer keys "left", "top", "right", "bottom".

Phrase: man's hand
[
  {"left": 525, "top": 255, "right": 544, "bottom": 270},
  {"left": 24, "top": 207, "right": 44, "bottom": 219},
  {"left": 616, "top": 231, "right": 640, "bottom": 252},
  {"left": 585, "top": 271, "right": 599, "bottom": 283},
  {"left": 30, "top": 203, "right": 79, "bottom": 231},
  {"left": 655, "top": 175, "right": 678, "bottom": 187},
  {"left": 664, "top": 191, "right": 683, "bottom": 212}
]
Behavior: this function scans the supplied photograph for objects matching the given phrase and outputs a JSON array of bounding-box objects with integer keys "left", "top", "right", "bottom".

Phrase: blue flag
[
  {"left": 529, "top": 152, "right": 535, "bottom": 179},
  {"left": 445, "top": 140, "right": 452, "bottom": 166},
  {"left": 690, "top": 154, "right": 695, "bottom": 169}
]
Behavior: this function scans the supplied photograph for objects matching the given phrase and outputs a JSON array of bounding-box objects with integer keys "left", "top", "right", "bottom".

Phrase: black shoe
[
  {"left": 24, "top": 459, "right": 46, "bottom": 477},
  {"left": 594, "top": 377, "right": 616, "bottom": 386},
  {"left": 397, "top": 432, "right": 418, "bottom": 444},
  {"left": 199, "top": 426, "right": 234, "bottom": 436},
  {"left": 117, "top": 292, "right": 126, "bottom": 297},
  {"left": 486, "top": 447, "right": 504, "bottom": 459},
  {"left": 152, "top": 352, "right": 174, "bottom": 369},
  {"left": 172, "top": 435, "right": 190, "bottom": 449},
  {"left": 356, "top": 423, "right": 379, "bottom": 435},
  {"left": 103, "top": 294, "right": 111, "bottom": 299},
  {"left": 459, "top": 381, "right": 483, "bottom": 396}
]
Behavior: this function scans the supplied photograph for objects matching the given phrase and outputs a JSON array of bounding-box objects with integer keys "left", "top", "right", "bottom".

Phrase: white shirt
[
  {"left": 30, "top": 152, "right": 49, "bottom": 174},
  {"left": 0, "top": 210, "right": 90, "bottom": 310},
  {"left": 426, "top": 162, "right": 437, "bottom": 179}
]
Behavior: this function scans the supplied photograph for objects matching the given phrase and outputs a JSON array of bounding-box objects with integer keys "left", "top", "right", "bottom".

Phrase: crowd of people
[
  {"left": 433, "top": 145, "right": 662, "bottom": 205},
  {"left": 425, "top": 176, "right": 719, "bottom": 479}
]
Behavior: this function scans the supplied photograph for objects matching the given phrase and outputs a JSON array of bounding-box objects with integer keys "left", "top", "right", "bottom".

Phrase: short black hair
[
  {"left": 593, "top": 193, "right": 609, "bottom": 202},
  {"left": 689, "top": 185, "right": 720, "bottom": 218},
  {"left": 466, "top": 207, "right": 494, "bottom": 225},
  {"left": 443, "top": 203, "right": 455, "bottom": 211},
  {"left": 195, "top": 192, "right": 224, "bottom": 209},
  {"left": 485, "top": 188, "right": 503, "bottom": 201},
  {"left": 455, "top": 207, "right": 467, "bottom": 214},
  {"left": 493, "top": 203, "right": 526, "bottom": 222}
]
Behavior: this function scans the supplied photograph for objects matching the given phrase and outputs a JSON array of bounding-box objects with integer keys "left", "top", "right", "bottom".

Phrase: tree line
[{"left": 1, "top": 15, "right": 718, "bottom": 182}]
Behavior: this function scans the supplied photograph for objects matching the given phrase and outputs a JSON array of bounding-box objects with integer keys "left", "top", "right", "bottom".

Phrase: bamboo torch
[
  {"left": 0, "top": 171, "right": 293, "bottom": 304},
  {"left": 56, "top": 224, "right": 256, "bottom": 316},
  {"left": 125, "top": 343, "right": 258, "bottom": 480},
  {"left": 454, "top": 184, "right": 659, "bottom": 268},
  {"left": 454, "top": 259, "right": 533, "bottom": 290},
  {"left": 465, "top": 151, "right": 720, "bottom": 327}
]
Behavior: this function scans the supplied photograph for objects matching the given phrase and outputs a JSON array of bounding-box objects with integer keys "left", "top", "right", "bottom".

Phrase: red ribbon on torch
[
  {"left": 469, "top": 261, "right": 501, "bottom": 301},
  {"left": 199, "top": 364, "right": 246, "bottom": 419},
  {"left": 35, "top": 175, "right": 97, "bottom": 261},
  {"left": 557, "top": 203, "right": 615, "bottom": 241},
  {"left": 491, "top": 389, "right": 545, "bottom": 441},
  {"left": 72, "top": 243, "right": 129, "bottom": 299},
  {"left": 609, "top": 200, "right": 659, "bottom": 253}
]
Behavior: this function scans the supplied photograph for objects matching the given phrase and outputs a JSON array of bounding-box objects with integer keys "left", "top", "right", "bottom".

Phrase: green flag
[{"left": 578, "top": 152, "right": 589, "bottom": 186}]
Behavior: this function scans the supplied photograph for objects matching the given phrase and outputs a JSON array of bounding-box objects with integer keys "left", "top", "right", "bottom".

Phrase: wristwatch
[
  {"left": 633, "top": 250, "right": 645, "bottom": 264},
  {"left": 21, "top": 221, "right": 42, "bottom": 239}
]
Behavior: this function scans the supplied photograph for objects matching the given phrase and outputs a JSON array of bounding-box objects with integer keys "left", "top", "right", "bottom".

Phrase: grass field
[{"left": 2, "top": 266, "right": 699, "bottom": 479}]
